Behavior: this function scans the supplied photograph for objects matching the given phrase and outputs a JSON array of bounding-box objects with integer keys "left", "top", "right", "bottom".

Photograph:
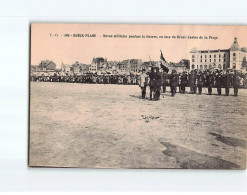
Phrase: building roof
[
  {"left": 169, "top": 62, "right": 187, "bottom": 67},
  {"left": 230, "top": 37, "right": 241, "bottom": 51},
  {"left": 241, "top": 47, "right": 247, "bottom": 52},
  {"left": 39, "top": 60, "right": 56, "bottom": 68},
  {"left": 92, "top": 57, "right": 105, "bottom": 64},
  {"left": 62, "top": 64, "right": 70, "bottom": 67},
  {"left": 190, "top": 47, "right": 198, "bottom": 53},
  {"left": 190, "top": 38, "right": 245, "bottom": 53},
  {"left": 129, "top": 59, "right": 141, "bottom": 63}
]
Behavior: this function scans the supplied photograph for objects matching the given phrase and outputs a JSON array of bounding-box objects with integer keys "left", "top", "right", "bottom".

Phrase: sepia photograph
[{"left": 29, "top": 23, "right": 247, "bottom": 169}]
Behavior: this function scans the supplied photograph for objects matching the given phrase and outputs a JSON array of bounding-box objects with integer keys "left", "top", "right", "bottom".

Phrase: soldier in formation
[
  {"left": 232, "top": 70, "right": 241, "bottom": 96},
  {"left": 188, "top": 70, "right": 197, "bottom": 94},
  {"left": 215, "top": 70, "right": 223, "bottom": 95},
  {"left": 169, "top": 70, "right": 179, "bottom": 96},
  {"left": 223, "top": 69, "right": 232, "bottom": 96},
  {"left": 196, "top": 71, "right": 204, "bottom": 95},
  {"left": 205, "top": 70, "right": 214, "bottom": 95},
  {"left": 180, "top": 71, "right": 188, "bottom": 94},
  {"left": 139, "top": 68, "right": 148, "bottom": 99},
  {"left": 148, "top": 67, "right": 161, "bottom": 100},
  {"left": 31, "top": 68, "right": 245, "bottom": 97}
]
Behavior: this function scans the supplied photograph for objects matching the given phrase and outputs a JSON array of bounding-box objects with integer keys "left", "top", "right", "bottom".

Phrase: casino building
[{"left": 189, "top": 37, "right": 247, "bottom": 71}]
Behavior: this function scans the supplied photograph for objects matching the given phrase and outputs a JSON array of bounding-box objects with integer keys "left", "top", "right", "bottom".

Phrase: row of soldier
[
  {"left": 139, "top": 67, "right": 243, "bottom": 100},
  {"left": 31, "top": 69, "right": 244, "bottom": 99}
]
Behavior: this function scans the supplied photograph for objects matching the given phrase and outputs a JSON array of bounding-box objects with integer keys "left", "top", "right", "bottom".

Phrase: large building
[
  {"left": 31, "top": 60, "right": 57, "bottom": 75},
  {"left": 90, "top": 57, "right": 106, "bottom": 73},
  {"left": 189, "top": 37, "right": 247, "bottom": 71},
  {"left": 168, "top": 59, "right": 189, "bottom": 72},
  {"left": 61, "top": 63, "right": 71, "bottom": 73},
  {"left": 117, "top": 59, "right": 142, "bottom": 74},
  {"left": 37, "top": 60, "right": 56, "bottom": 72}
]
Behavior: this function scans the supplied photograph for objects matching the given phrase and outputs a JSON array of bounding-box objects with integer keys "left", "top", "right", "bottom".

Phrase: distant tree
[{"left": 181, "top": 59, "right": 190, "bottom": 69}]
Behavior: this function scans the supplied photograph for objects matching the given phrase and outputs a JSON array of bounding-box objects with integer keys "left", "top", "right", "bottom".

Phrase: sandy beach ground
[{"left": 29, "top": 82, "right": 247, "bottom": 169}]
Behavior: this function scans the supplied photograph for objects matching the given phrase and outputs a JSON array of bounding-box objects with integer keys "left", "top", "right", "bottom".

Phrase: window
[
  {"left": 192, "top": 59, "right": 195, "bottom": 62},
  {"left": 219, "top": 59, "right": 221, "bottom": 62},
  {"left": 201, "top": 55, "right": 202, "bottom": 58},
  {"left": 205, "top": 55, "right": 207, "bottom": 58},
  {"left": 192, "top": 64, "right": 195, "bottom": 69},
  {"left": 200, "top": 59, "right": 202, "bottom": 62},
  {"left": 205, "top": 59, "right": 207, "bottom": 62},
  {"left": 214, "top": 55, "right": 216, "bottom": 58},
  {"left": 192, "top": 55, "right": 195, "bottom": 58},
  {"left": 210, "top": 59, "right": 211, "bottom": 62},
  {"left": 224, "top": 54, "right": 226, "bottom": 58},
  {"left": 219, "top": 54, "right": 221, "bottom": 58},
  {"left": 233, "top": 53, "right": 236, "bottom": 56},
  {"left": 210, "top": 55, "right": 211, "bottom": 58},
  {"left": 214, "top": 59, "right": 216, "bottom": 62}
]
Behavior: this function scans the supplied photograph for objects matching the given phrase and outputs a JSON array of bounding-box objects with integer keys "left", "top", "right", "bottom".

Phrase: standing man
[
  {"left": 223, "top": 69, "right": 232, "bottom": 96},
  {"left": 232, "top": 70, "right": 240, "bottom": 96},
  {"left": 189, "top": 70, "right": 196, "bottom": 94},
  {"left": 205, "top": 70, "right": 214, "bottom": 95},
  {"left": 215, "top": 70, "right": 223, "bottom": 95},
  {"left": 180, "top": 71, "right": 188, "bottom": 94},
  {"left": 139, "top": 68, "right": 147, "bottom": 99},
  {"left": 148, "top": 67, "right": 161, "bottom": 100},
  {"left": 197, "top": 71, "right": 204, "bottom": 95},
  {"left": 178, "top": 73, "right": 182, "bottom": 93},
  {"left": 162, "top": 71, "right": 168, "bottom": 93},
  {"left": 170, "top": 70, "right": 179, "bottom": 96},
  {"left": 160, "top": 69, "right": 164, "bottom": 93}
]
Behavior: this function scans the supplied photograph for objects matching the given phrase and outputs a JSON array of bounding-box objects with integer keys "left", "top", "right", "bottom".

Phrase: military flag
[{"left": 160, "top": 50, "right": 169, "bottom": 73}]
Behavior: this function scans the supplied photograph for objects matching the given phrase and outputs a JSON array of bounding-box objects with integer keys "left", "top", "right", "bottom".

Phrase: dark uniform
[
  {"left": 169, "top": 70, "right": 179, "bottom": 96},
  {"left": 197, "top": 72, "right": 204, "bottom": 95},
  {"left": 180, "top": 72, "right": 188, "bottom": 94},
  {"left": 223, "top": 71, "right": 232, "bottom": 96},
  {"left": 188, "top": 70, "right": 196, "bottom": 94},
  {"left": 149, "top": 67, "right": 161, "bottom": 100},
  {"left": 205, "top": 71, "right": 214, "bottom": 95},
  {"left": 215, "top": 72, "right": 223, "bottom": 95},
  {"left": 232, "top": 71, "right": 240, "bottom": 96},
  {"left": 178, "top": 73, "right": 182, "bottom": 93},
  {"left": 161, "top": 72, "right": 168, "bottom": 93}
]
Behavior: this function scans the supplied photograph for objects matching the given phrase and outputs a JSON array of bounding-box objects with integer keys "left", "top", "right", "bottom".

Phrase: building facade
[
  {"left": 90, "top": 57, "right": 106, "bottom": 73},
  {"left": 61, "top": 63, "right": 71, "bottom": 73},
  {"left": 189, "top": 37, "right": 247, "bottom": 71},
  {"left": 117, "top": 59, "right": 142, "bottom": 74},
  {"left": 37, "top": 60, "right": 56, "bottom": 72},
  {"left": 167, "top": 60, "right": 188, "bottom": 73}
]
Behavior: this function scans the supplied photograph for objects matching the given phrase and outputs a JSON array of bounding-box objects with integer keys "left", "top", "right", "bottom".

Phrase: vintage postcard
[{"left": 29, "top": 23, "right": 246, "bottom": 169}]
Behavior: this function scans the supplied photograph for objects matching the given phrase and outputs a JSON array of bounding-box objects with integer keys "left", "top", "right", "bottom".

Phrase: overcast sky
[{"left": 31, "top": 24, "right": 247, "bottom": 68}]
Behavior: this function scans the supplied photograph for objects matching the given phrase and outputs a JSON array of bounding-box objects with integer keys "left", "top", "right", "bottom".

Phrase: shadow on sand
[
  {"left": 209, "top": 132, "right": 246, "bottom": 149},
  {"left": 160, "top": 141, "right": 240, "bottom": 169}
]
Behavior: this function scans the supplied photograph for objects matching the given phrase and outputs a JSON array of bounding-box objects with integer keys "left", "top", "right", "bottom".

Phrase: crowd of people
[
  {"left": 139, "top": 67, "right": 246, "bottom": 100},
  {"left": 30, "top": 73, "right": 140, "bottom": 85},
  {"left": 31, "top": 68, "right": 246, "bottom": 100}
]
